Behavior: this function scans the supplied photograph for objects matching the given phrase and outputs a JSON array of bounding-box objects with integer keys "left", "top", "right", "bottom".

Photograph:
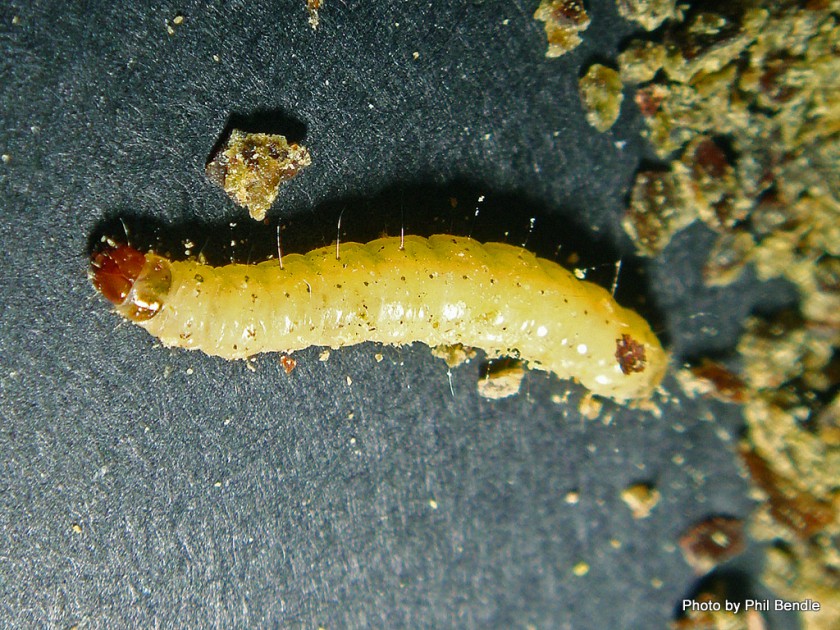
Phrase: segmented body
[{"left": 92, "top": 234, "right": 667, "bottom": 400}]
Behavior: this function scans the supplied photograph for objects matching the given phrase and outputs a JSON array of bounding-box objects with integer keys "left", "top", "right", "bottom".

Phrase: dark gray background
[{"left": 1, "top": 1, "right": 798, "bottom": 627}]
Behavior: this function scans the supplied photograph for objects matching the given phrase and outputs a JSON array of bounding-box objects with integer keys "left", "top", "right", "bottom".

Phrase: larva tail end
[{"left": 90, "top": 244, "right": 147, "bottom": 305}]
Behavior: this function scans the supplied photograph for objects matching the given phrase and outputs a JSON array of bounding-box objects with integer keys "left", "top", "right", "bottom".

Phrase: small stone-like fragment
[
  {"left": 618, "top": 39, "right": 666, "bottom": 84},
  {"left": 620, "top": 483, "right": 660, "bottom": 519},
  {"left": 206, "top": 130, "right": 311, "bottom": 221},
  {"left": 679, "top": 516, "right": 745, "bottom": 574},
  {"left": 477, "top": 358, "right": 525, "bottom": 400},
  {"left": 533, "top": 0, "right": 590, "bottom": 58},
  {"left": 616, "top": 0, "right": 679, "bottom": 32},
  {"left": 579, "top": 64, "right": 624, "bottom": 132}
]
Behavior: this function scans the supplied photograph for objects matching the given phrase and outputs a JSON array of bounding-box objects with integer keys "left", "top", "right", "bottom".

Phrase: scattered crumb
[
  {"left": 206, "top": 129, "right": 311, "bottom": 221},
  {"left": 610, "top": 538, "right": 622, "bottom": 549},
  {"left": 280, "top": 355, "right": 297, "bottom": 374},
  {"left": 319, "top": 349, "right": 330, "bottom": 362},
  {"left": 577, "top": 392, "right": 603, "bottom": 420},
  {"left": 533, "top": 0, "right": 590, "bottom": 58},
  {"left": 346, "top": 375, "right": 352, "bottom": 386},
  {"left": 620, "top": 483, "right": 661, "bottom": 519},
  {"left": 429, "top": 499, "right": 438, "bottom": 510},
  {"left": 572, "top": 561, "right": 590, "bottom": 576},
  {"left": 374, "top": 353, "right": 384, "bottom": 363},
  {"left": 185, "top": 367, "right": 194, "bottom": 375},
  {"left": 651, "top": 577, "right": 663, "bottom": 589},
  {"left": 679, "top": 516, "right": 745, "bottom": 574},
  {"left": 579, "top": 64, "right": 624, "bottom": 132},
  {"left": 477, "top": 358, "right": 525, "bottom": 400},
  {"left": 1, "top": 154, "right": 10, "bottom": 164},
  {"left": 71, "top": 523, "right": 82, "bottom": 534},
  {"left": 564, "top": 490, "right": 580, "bottom": 504},
  {"left": 173, "top": 13, "right": 184, "bottom": 25}
]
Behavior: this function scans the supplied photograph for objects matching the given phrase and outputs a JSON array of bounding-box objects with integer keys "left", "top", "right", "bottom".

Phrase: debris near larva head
[
  {"left": 206, "top": 129, "right": 311, "bottom": 221},
  {"left": 579, "top": 64, "right": 624, "bottom": 133},
  {"left": 678, "top": 515, "right": 745, "bottom": 575},
  {"left": 533, "top": 0, "right": 590, "bottom": 58},
  {"left": 477, "top": 358, "right": 525, "bottom": 400},
  {"left": 620, "top": 482, "right": 660, "bottom": 519},
  {"left": 577, "top": 392, "right": 603, "bottom": 420}
]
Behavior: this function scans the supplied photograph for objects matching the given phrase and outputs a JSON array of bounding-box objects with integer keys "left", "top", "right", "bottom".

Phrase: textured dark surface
[{"left": 0, "top": 1, "right": 796, "bottom": 628}]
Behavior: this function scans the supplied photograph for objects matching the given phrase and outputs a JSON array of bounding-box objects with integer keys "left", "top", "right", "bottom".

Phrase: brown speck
[{"left": 616, "top": 334, "right": 647, "bottom": 374}]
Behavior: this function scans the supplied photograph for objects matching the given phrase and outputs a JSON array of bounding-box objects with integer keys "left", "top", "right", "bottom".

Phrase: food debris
[
  {"left": 306, "top": 0, "right": 321, "bottom": 30},
  {"left": 318, "top": 349, "right": 330, "bottom": 362},
  {"left": 430, "top": 343, "right": 476, "bottom": 369},
  {"left": 206, "top": 130, "right": 311, "bottom": 221},
  {"left": 617, "top": 39, "right": 666, "bottom": 84},
  {"left": 674, "top": 360, "right": 747, "bottom": 404},
  {"left": 616, "top": 0, "right": 680, "bottom": 31},
  {"left": 477, "top": 358, "right": 525, "bottom": 400},
  {"left": 621, "top": 170, "right": 695, "bottom": 256},
  {"left": 620, "top": 482, "right": 661, "bottom": 519},
  {"left": 572, "top": 561, "right": 590, "bottom": 576},
  {"left": 578, "top": 64, "right": 624, "bottom": 132},
  {"left": 679, "top": 516, "right": 746, "bottom": 574},
  {"left": 533, "top": 0, "right": 590, "bottom": 58}
]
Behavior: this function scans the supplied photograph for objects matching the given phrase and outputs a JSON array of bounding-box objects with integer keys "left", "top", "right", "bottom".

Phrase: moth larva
[{"left": 90, "top": 234, "right": 667, "bottom": 401}]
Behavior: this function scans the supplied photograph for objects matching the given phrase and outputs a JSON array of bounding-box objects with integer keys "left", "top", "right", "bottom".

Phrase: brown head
[{"left": 90, "top": 244, "right": 171, "bottom": 322}]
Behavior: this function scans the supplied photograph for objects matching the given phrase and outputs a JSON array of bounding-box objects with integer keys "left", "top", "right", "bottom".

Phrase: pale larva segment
[{"left": 138, "top": 235, "right": 666, "bottom": 400}]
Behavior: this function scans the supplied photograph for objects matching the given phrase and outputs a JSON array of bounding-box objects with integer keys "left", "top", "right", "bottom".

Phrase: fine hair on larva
[{"left": 90, "top": 213, "right": 668, "bottom": 401}]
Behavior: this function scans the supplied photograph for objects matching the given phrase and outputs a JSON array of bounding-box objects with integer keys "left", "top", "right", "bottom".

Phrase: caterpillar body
[{"left": 90, "top": 234, "right": 667, "bottom": 401}]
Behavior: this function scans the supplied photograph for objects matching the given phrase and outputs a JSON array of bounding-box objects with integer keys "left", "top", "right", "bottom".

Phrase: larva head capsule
[{"left": 90, "top": 244, "right": 172, "bottom": 322}]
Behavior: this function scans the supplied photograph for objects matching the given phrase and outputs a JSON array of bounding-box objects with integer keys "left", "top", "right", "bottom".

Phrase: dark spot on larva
[
  {"left": 342, "top": 263, "right": 347, "bottom": 269},
  {"left": 306, "top": 285, "right": 311, "bottom": 294},
  {"left": 564, "top": 298, "right": 569, "bottom": 303},
  {"left": 233, "top": 344, "right": 238, "bottom": 350},
  {"left": 244, "top": 275, "right": 249, "bottom": 283},
  {"left": 401, "top": 276, "right": 406, "bottom": 282},
  {"left": 490, "top": 278, "right": 496, "bottom": 284},
  {"left": 251, "top": 293, "right": 258, "bottom": 303},
  {"left": 195, "top": 274, "right": 204, "bottom": 283},
  {"left": 429, "top": 274, "right": 434, "bottom": 280},
  {"left": 540, "top": 290, "right": 545, "bottom": 295},
  {"left": 615, "top": 334, "right": 647, "bottom": 374},
  {"left": 364, "top": 281, "right": 369, "bottom": 286},
  {"left": 462, "top": 275, "right": 468, "bottom": 280},
  {"left": 516, "top": 282, "right": 521, "bottom": 288},
  {"left": 584, "top": 310, "right": 588, "bottom": 315},
  {"left": 179, "top": 332, "right": 191, "bottom": 340},
  {"left": 336, "top": 284, "right": 342, "bottom": 289},
  {"left": 284, "top": 292, "right": 290, "bottom": 298}
]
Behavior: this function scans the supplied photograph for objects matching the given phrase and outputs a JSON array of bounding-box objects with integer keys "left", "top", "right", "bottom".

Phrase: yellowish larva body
[{"left": 95, "top": 235, "right": 667, "bottom": 401}]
